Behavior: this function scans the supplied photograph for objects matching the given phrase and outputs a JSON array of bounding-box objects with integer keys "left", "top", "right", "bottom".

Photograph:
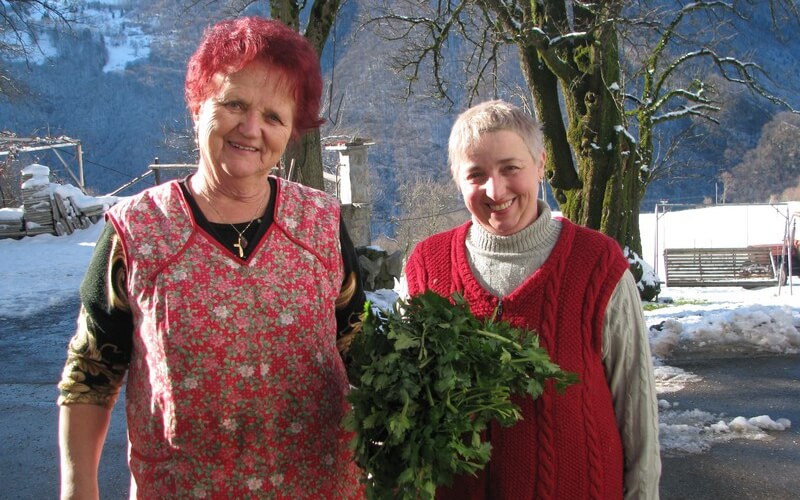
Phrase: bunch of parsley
[{"left": 343, "top": 290, "right": 578, "bottom": 499}]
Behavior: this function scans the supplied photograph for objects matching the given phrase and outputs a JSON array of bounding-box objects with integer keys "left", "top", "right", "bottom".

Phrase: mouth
[
  {"left": 229, "top": 141, "right": 259, "bottom": 152},
  {"left": 489, "top": 199, "right": 513, "bottom": 211}
]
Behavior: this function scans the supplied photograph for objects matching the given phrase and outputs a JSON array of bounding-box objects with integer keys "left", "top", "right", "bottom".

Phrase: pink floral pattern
[{"left": 107, "top": 179, "right": 364, "bottom": 499}]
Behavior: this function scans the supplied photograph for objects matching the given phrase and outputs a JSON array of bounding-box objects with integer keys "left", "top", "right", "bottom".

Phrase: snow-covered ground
[{"left": 1, "top": 203, "right": 798, "bottom": 456}]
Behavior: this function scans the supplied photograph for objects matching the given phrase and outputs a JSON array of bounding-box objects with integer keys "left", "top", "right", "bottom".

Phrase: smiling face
[
  {"left": 454, "top": 129, "right": 546, "bottom": 236},
  {"left": 193, "top": 60, "right": 295, "bottom": 184}
]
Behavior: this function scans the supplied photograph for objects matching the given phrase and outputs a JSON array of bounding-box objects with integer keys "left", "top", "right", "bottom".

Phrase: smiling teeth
[
  {"left": 490, "top": 199, "right": 513, "bottom": 211},
  {"left": 231, "top": 142, "right": 257, "bottom": 152}
]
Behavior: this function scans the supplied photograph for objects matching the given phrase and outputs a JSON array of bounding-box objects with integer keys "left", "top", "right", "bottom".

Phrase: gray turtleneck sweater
[{"left": 464, "top": 200, "right": 661, "bottom": 500}]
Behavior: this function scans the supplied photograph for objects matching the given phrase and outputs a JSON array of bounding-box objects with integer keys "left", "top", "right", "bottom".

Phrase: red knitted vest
[{"left": 406, "top": 219, "right": 628, "bottom": 500}]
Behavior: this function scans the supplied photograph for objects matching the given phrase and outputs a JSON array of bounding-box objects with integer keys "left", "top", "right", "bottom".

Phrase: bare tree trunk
[
  {"left": 284, "top": 129, "right": 324, "bottom": 190},
  {"left": 513, "top": 3, "right": 643, "bottom": 255}
]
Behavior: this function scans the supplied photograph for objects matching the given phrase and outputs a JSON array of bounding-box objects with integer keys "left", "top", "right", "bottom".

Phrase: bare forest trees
[
  {"left": 725, "top": 112, "right": 800, "bottom": 202},
  {"left": 1, "top": 2, "right": 75, "bottom": 207},
  {"left": 268, "top": 0, "right": 341, "bottom": 190},
  {"left": 366, "top": 1, "right": 800, "bottom": 262},
  {"left": 394, "top": 175, "right": 466, "bottom": 260},
  {"left": 0, "top": 0, "right": 73, "bottom": 99}
]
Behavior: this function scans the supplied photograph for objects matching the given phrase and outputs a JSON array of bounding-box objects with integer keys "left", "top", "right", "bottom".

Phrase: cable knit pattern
[
  {"left": 581, "top": 249, "right": 613, "bottom": 500},
  {"left": 406, "top": 217, "right": 629, "bottom": 500}
]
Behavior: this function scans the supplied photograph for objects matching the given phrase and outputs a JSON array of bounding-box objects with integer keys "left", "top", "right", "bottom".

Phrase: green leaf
[
  {"left": 388, "top": 413, "right": 413, "bottom": 439},
  {"left": 393, "top": 331, "right": 420, "bottom": 350}
]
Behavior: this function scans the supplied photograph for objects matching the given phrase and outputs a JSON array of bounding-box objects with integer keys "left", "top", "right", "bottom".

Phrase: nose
[
  {"left": 238, "top": 111, "right": 263, "bottom": 137},
  {"left": 485, "top": 175, "right": 505, "bottom": 200}
]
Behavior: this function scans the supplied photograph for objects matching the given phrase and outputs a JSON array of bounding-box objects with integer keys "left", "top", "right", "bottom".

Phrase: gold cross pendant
[{"left": 234, "top": 235, "right": 247, "bottom": 258}]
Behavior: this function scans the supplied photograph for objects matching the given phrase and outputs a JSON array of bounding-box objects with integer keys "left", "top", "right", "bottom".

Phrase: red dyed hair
[{"left": 185, "top": 17, "right": 324, "bottom": 140}]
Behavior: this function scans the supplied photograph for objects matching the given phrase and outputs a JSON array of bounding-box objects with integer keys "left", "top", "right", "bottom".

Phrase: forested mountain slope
[{"left": 1, "top": 1, "right": 798, "bottom": 238}]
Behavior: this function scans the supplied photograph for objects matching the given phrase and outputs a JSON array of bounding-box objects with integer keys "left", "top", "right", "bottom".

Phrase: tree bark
[
  {"left": 507, "top": 1, "right": 643, "bottom": 255},
  {"left": 284, "top": 129, "right": 324, "bottom": 190},
  {"left": 269, "top": 0, "right": 341, "bottom": 189}
]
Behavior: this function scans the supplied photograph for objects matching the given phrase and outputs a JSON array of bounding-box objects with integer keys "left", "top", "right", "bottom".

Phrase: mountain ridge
[{"left": 2, "top": 1, "right": 798, "bottom": 237}]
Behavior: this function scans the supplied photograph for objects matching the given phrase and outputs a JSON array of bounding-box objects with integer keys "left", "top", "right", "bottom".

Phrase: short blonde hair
[{"left": 448, "top": 99, "right": 544, "bottom": 179}]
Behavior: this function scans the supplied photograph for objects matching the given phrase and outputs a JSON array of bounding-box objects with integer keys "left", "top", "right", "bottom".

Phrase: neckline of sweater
[{"left": 467, "top": 201, "right": 561, "bottom": 255}]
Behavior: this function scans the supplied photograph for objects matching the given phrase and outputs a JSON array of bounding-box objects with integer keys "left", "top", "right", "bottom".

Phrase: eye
[
  {"left": 264, "top": 112, "right": 285, "bottom": 125},
  {"left": 464, "top": 170, "right": 485, "bottom": 182},
  {"left": 223, "top": 100, "right": 245, "bottom": 112}
]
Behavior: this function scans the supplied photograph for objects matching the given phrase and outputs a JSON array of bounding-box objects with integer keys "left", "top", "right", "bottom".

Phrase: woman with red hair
[{"left": 58, "top": 17, "right": 365, "bottom": 499}]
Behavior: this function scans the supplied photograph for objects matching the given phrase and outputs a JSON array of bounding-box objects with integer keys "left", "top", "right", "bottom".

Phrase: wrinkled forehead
[
  {"left": 449, "top": 127, "right": 541, "bottom": 179},
  {"left": 209, "top": 60, "right": 296, "bottom": 96}
]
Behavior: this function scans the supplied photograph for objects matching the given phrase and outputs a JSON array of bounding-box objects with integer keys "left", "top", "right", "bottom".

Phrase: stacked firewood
[
  {"left": 0, "top": 163, "right": 115, "bottom": 240},
  {"left": 0, "top": 207, "right": 24, "bottom": 238},
  {"left": 20, "top": 164, "right": 57, "bottom": 236}
]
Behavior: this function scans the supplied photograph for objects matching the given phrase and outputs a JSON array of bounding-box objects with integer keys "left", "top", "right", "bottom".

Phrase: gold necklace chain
[{"left": 203, "top": 187, "right": 268, "bottom": 258}]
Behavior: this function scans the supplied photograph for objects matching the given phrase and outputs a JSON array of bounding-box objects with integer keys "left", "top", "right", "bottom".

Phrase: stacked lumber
[
  {"left": 0, "top": 163, "right": 118, "bottom": 240},
  {"left": 0, "top": 208, "right": 25, "bottom": 238},
  {"left": 20, "top": 164, "right": 56, "bottom": 236}
]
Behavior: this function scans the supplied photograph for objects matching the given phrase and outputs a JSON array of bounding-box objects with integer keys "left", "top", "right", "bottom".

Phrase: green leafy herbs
[{"left": 343, "top": 290, "right": 578, "bottom": 499}]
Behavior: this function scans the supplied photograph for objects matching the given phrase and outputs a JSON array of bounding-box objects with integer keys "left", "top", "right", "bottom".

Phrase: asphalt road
[
  {"left": 1, "top": 299, "right": 798, "bottom": 499},
  {"left": 0, "top": 298, "right": 130, "bottom": 499},
  {"left": 658, "top": 353, "right": 800, "bottom": 500}
]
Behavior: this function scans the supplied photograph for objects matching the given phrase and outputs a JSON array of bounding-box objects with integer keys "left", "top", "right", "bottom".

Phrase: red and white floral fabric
[{"left": 107, "top": 178, "right": 363, "bottom": 499}]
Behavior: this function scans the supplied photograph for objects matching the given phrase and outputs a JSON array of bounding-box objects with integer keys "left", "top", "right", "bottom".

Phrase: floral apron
[{"left": 107, "top": 179, "right": 363, "bottom": 499}]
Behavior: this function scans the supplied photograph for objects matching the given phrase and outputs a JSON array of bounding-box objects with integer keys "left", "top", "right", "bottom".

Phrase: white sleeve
[{"left": 602, "top": 270, "right": 662, "bottom": 500}]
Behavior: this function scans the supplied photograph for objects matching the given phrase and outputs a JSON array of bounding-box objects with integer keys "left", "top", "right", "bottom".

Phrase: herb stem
[{"left": 474, "top": 329, "right": 522, "bottom": 350}]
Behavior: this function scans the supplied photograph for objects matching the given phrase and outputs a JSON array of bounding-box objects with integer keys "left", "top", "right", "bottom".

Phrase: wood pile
[
  {"left": 0, "top": 163, "right": 112, "bottom": 240},
  {"left": 21, "top": 166, "right": 56, "bottom": 236},
  {"left": 51, "top": 191, "right": 97, "bottom": 236},
  {"left": 0, "top": 208, "right": 25, "bottom": 238}
]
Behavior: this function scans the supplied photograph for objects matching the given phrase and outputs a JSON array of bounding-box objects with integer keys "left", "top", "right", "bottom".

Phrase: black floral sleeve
[
  {"left": 335, "top": 218, "right": 366, "bottom": 355},
  {"left": 57, "top": 223, "right": 132, "bottom": 408}
]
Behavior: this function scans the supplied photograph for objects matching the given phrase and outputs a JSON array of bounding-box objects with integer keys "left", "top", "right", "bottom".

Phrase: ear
[
  {"left": 190, "top": 106, "right": 201, "bottom": 138},
  {"left": 190, "top": 100, "right": 204, "bottom": 123},
  {"left": 537, "top": 151, "right": 546, "bottom": 175}
]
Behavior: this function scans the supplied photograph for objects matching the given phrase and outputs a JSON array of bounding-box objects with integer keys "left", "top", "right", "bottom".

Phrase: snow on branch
[{"left": 653, "top": 104, "right": 721, "bottom": 124}]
